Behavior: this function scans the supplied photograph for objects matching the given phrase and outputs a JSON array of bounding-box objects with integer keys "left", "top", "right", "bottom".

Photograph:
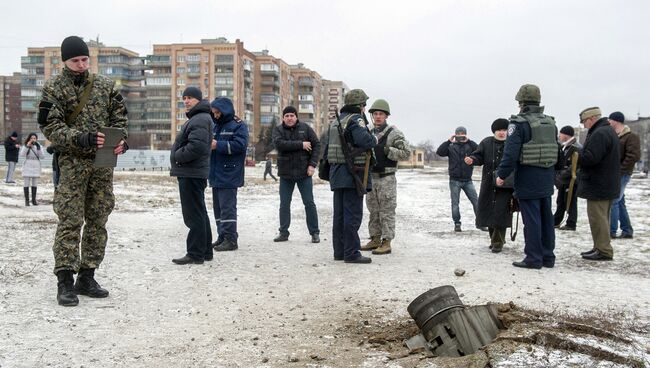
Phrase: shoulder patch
[
  {"left": 357, "top": 118, "right": 365, "bottom": 128},
  {"left": 507, "top": 124, "right": 517, "bottom": 136}
]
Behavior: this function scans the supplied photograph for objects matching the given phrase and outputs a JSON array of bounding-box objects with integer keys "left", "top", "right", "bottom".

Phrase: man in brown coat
[{"left": 608, "top": 111, "right": 640, "bottom": 239}]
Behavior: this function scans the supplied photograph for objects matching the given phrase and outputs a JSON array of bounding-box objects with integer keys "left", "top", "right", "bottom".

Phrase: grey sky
[{"left": 1, "top": 0, "right": 648, "bottom": 146}]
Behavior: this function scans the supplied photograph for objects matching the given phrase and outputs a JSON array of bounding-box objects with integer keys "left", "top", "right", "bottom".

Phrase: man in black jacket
[
  {"left": 553, "top": 125, "right": 581, "bottom": 230},
  {"left": 4, "top": 131, "right": 20, "bottom": 183},
  {"left": 272, "top": 106, "right": 321, "bottom": 243},
  {"left": 436, "top": 126, "right": 479, "bottom": 232},
  {"left": 577, "top": 107, "right": 620, "bottom": 261},
  {"left": 170, "top": 87, "right": 213, "bottom": 265}
]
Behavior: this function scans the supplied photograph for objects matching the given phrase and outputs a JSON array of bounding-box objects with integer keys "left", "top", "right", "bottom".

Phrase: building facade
[
  {"left": 1, "top": 73, "right": 22, "bottom": 138},
  {"left": 290, "top": 64, "right": 324, "bottom": 134},
  {"left": 321, "top": 80, "right": 348, "bottom": 136}
]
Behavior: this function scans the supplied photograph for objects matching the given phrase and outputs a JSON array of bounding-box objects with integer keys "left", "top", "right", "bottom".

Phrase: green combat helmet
[
  {"left": 368, "top": 99, "right": 390, "bottom": 115},
  {"left": 344, "top": 89, "right": 369, "bottom": 106},
  {"left": 515, "top": 84, "right": 541, "bottom": 104}
]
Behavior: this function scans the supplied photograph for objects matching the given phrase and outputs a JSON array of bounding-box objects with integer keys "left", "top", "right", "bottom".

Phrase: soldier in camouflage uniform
[
  {"left": 361, "top": 99, "right": 410, "bottom": 255},
  {"left": 38, "top": 36, "right": 128, "bottom": 306}
]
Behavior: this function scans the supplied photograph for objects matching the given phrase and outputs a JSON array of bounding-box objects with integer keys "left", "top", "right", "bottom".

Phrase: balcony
[
  {"left": 261, "top": 79, "right": 280, "bottom": 88},
  {"left": 299, "top": 106, "right": 314, "bottom": 114},
  {"left": 298, "top": 78, "right": 314, "bottom": 87}
]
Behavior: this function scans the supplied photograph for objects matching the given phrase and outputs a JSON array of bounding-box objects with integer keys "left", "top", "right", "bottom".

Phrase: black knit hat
[
  {"left": 282, "top": 106, "right": 298, "bottom": 116},
  {"left": 10, "top": 131, "right": 17, "bottom": 138},
  {"left": 182, "top": 87, "right": 202, "bottom": 101},
  {"left": 491, "top": 118, "right": 509, "bottom": 133},
  {"left": 560, "top": 125, "right": 574, "bottom": 137},
  {"left": 61, "top": 36, "right": 89, "bottom": 61},
  {"left": 608, "top": 111, "right": 625, "bottom": 123}
]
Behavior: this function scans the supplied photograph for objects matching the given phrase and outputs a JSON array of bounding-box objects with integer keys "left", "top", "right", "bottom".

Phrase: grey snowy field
[{"left": 0, "top": 165, "right": 648, "bottom": 367}]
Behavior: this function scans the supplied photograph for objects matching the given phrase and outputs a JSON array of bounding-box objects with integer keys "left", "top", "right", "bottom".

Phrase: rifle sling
[{"left": 66, "top": 73, "right": 95, "bottom": 124}]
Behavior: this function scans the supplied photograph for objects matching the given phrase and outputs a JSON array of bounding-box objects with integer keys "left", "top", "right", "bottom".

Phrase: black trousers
[
  {"left": 178, "top": 177, "right": 212, "bottom": 260},
  {"left": 553, "top": 183, "right": 578, "bottom": 228}
]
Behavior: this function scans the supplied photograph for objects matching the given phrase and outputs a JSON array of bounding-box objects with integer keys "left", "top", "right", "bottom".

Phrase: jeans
[
  {"left": 449, "top": 179, "right": 478, "bottom": 226},
  {"left": 610, "top": 174, "right": 632, "bottom": 236},
  {"left": 279, "top": 176, "right": 319, "bottom": 236},
  {"left": 178, "top": 177, "right": 212, "bottom": 260},
  {"left": 5, "top": 161, "right": 16, "bottom": 182}
]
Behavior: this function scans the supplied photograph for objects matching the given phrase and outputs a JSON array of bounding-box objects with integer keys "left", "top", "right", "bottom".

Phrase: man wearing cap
[
  {"left": 360, "top": 99, "right": 410, "bottom": 255},
  {"left": 496, "top": 84, "right": 560, "bottom": 269},
  {"left": 3, "top": 131, "right": 20, "bottom": 183},
  {"left": 209, "top": 97, "right": 249, "bottom": 252},
  {"left": 577, "top": 107, "right": 620, "bottom": 261},
  {"left": 553, "top": 125, "right": 582, "bottom": 231},
  {"left": 271, "top": 106, "right": 321, "bottom": 243},
  {"left": 608, "top": 111, "right": 640, "bottom": 239},
  {"left": 323, "top": 89, "right": 377, "bottom": 263},
  {"left": 170, "top": 87, "right": 213, "bottom": 265},
  {"left": 436, "top": 126, "right": 480, "bottom": 232},
  {"left": 38, "top": 36, "right": 128, "bottom": 306}
]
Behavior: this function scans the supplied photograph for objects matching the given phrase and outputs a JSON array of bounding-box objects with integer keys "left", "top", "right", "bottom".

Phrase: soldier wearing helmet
[
  {"left": 496, "top": 84, "right": 561, "bottom": 269},
  {"left": 360, "top": 99, "right": 411, "bottom": 255},
  {"left": 323, "top": 88, "right": 377, "bottom": 263}
]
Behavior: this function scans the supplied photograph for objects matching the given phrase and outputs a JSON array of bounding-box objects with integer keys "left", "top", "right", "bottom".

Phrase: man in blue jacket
[
  {"left": 170, "top": 87, "right": 213, "bottom": 265},
  {"left": 209, "top": 97, "right": 249, "bottom": 251},
  {"left": 436, "top": 126, "right": 480, "bottom": 232},
  {"left": 323, "top": 89, "right": 377, "bottom": 264},
  {"left": 496, "top": 84, "right": 560, "bottom": 269}
]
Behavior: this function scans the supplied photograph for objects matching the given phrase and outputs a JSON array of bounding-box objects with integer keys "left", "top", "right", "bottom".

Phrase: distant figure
[
  {"left": 170, "top": 87, "right": 213, "bottom": 265},
  {"left": 263, "top": 156, "right": 277, "bottom": 181},
  {"left": 553, "top": 125, "right": 581, "bottom": 231},
  {"left": 360, "top": 99, "right": 410, "bottom": 255},
  {"left": 46, "top": 145, "right": 60, "bottom": 188},
  {"left": 436, "top": 126, "right": 480, "bottom": 232},
  {"left": 4, "top": 131, "right": 19, "bottom": 183},
  {"left": 271, "top": 105, "right": 321, "bottom": 243},
  {"left": 19, "top": 133, "right": 44, "bottom": 206},
  {"left": 496, "top": 84, "right": 560, "bottom": 270},
  {"left": 608, "top": 111, "right": 640, "bottom": 239},
  {"left": 209, "top": 97, "right": 249, "bottom": 252},
  {"left": 577, "top": 107, "right": 620, "bottom": 261},
  {"left": 39, "top": 35, "right": 129, "bottom": 306},
  {"left": 465, "top": 118, "right": 514, "bottom": 253}
]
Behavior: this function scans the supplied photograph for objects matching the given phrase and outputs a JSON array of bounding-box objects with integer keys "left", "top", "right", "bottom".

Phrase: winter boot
[
  {"left": 56, "top": 270, "right": 79, "bottom": 306},
  {"left": 74, "top": 268, "right": 109, "bottom": 298},
  {"left": 361, "top": 236, "right": 381, "bottom": 251},
  {"left": 214, "top": 238, "right": 238, "bottom": 252},
  {"left": 372, "top": 239, "right": 392, "bottom": 255},
  {"left": 31, "top": 187, "right": 38, "bottom": 205},
  {"left": 24, "top": 187, "right": 30, "bottom": 206}
]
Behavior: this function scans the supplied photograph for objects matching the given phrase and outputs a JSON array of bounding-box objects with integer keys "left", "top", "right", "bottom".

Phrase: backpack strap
[{"left": 66, "top": 73, "right": 95, "bottom": 124}]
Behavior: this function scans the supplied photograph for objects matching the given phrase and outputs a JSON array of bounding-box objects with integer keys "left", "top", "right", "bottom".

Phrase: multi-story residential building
[
  {"left": 253, "top": 50, "right": 293, "bottom": 139},
  {"left": 1, "top": 73, "right": 22, "bottom": 137},
  {"left": 321, "top": 80, "right": 349, "bottom": 135},
  {"left": 290, "top": 64, "right": 324, "bottom": 134},
  {"left": 148, "top": 38, "right": 256, "bottom": 148},
  {"left": 20, "top": 40, "right": 146, "bottom": 144}
]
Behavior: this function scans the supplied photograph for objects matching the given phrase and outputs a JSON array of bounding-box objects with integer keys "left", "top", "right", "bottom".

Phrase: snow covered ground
[{"left": 0, "top": 164, "right": 648, "bottom": 367}]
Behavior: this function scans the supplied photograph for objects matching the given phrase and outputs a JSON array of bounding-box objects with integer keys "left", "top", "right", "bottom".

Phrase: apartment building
[
  {"left": 253, "top": 50, "right": 293, "bottom": 139},
  {"left": 148, "top": 38, "right": 256, "bottom": 148},
  {"left": 290, "top": 63, "right": 324, "bottom": 134},
  {"left": 1, "top": 73, "right": 22, "bottom": 138},
  {"left": 322, "top": 80, "right": 349, "bottom": 134},
  {"left": 20, "top": 40, "right": 146, "bottom": 144}
]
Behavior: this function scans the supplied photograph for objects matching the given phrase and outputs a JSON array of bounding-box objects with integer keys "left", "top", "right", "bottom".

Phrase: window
[
  {"left": 176, "top": 112, "right": 186, "bottom": 120},
  {"left": 187, "top": 64, "right": 200, "bottom": 73},
  {"left": 146, "top": 77, "right": 171, "bottom": 85},
  {"left": 176, "top": 67, "right": 185, "bottom": 74},
  {"left": 216, "top": 54, "right": 233, "bottom": 63},
  {"left": 187, "top": 54, "right": 201, "bottom": 62},
  {"left": 176, "top": 54, "right": 185, "bottom": 63},
  {"left": 177, "top": 78, "right": 185, "bottom": 86}
]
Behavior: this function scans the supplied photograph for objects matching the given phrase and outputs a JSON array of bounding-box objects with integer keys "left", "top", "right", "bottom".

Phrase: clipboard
[{"left": 93, "top": 127, "right": 123, "bottom": 168}]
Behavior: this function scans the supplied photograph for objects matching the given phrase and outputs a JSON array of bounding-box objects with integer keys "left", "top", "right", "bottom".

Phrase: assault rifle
[{"left": 335, "top": 111, "right": 367, "bottom": 197}]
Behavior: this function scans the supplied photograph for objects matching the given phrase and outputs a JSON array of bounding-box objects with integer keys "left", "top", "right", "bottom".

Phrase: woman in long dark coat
[{"left": 464, "top": 119, "right": 514, "bottom": 252}]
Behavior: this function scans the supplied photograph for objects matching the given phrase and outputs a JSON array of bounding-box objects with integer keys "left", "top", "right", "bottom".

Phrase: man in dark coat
[
  {"left": 553, "top": 125, "right": 581, "bottom": 230},
  {"left": 4, "top": 131, "right": 20, "bottom": 183},
  {"left": 271, "top": 106, "right": 321, "bottom": 243},
  {"left": 577, "top": 107, "right": 620, "bottom": 261},
  {"left": 436, "top": 126, "right": 480, "bottom": 232},
  {"left": 465, "top": 118, "right": 513, "bottom": 253},
  {"left": 323, "top": 89, "right": 377, "bottom": 264},
  {"left": 170, "top": 87, "right": 213, "bottom": 265},
  {"left": 263, "top": 156, "right": 277, "bottom": 181}
]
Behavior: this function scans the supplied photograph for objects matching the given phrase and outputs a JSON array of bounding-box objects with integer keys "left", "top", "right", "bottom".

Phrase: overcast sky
[{"left": 1, "top": 0, "right": 648, "bottom": 145}]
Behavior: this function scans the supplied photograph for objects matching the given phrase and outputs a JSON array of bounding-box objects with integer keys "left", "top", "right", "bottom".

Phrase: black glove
[{"left": 77, "top": 132, "right": 98, "bottom": 148}]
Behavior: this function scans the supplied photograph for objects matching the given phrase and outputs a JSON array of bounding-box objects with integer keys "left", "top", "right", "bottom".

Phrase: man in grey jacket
[{"left": 170, "top": 87, "right": 213, "bottom": 265}]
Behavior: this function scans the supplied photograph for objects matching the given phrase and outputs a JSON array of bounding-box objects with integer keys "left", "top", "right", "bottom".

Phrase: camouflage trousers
[
  {"left": 52, "top": 153, "right": 115, "bottom": 274},
  {"left": 365, "top": 173, "right": 397, "bottom": 240}
]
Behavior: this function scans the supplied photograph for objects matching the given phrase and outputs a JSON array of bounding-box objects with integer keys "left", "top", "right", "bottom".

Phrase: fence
[{"left": 1, "top": 149, "right": 172, "bottom": 171}]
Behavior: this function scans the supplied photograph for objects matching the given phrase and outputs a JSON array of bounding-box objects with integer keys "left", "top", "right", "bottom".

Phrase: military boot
[
  {"left": 74, "top": 268, "right": 109, "bottom": 298},
  {"left": 372, "top": 239, "right": 392, "bottom": 255},
  {"left": 24, "top": 187, "right": 30, "bottom": 206},
  {"left": 56, "top": 270, "right": 79, "bottom": 306},
  {"left": 360, "top": 236, "right": 381, "bottom": 251},
  {"left": 31, "top": 187, "right": 38, "bottom": 205}
]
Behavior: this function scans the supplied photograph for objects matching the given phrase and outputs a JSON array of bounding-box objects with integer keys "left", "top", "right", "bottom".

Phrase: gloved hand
[{"left": 77, "top": 132, "right": 99, "bottom": 148}]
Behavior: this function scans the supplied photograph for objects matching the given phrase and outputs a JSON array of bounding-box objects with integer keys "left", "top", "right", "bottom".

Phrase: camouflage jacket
[
  {"left": 38, "top": 67, "right": 128, "bottom": 158},
  {"left": 371, "top": 123, "right": 410, "bottom": 174}
]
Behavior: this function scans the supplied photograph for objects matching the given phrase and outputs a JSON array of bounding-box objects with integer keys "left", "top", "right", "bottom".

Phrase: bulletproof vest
[
  {"left": 372, "top": 126, "right": 397, "bottom": 173},
  {"left": 327, "top": 114, "right": 368, "bottom": 165},
  {"left": 517, "top": 109, "right": 558, "bottom": 168}
]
